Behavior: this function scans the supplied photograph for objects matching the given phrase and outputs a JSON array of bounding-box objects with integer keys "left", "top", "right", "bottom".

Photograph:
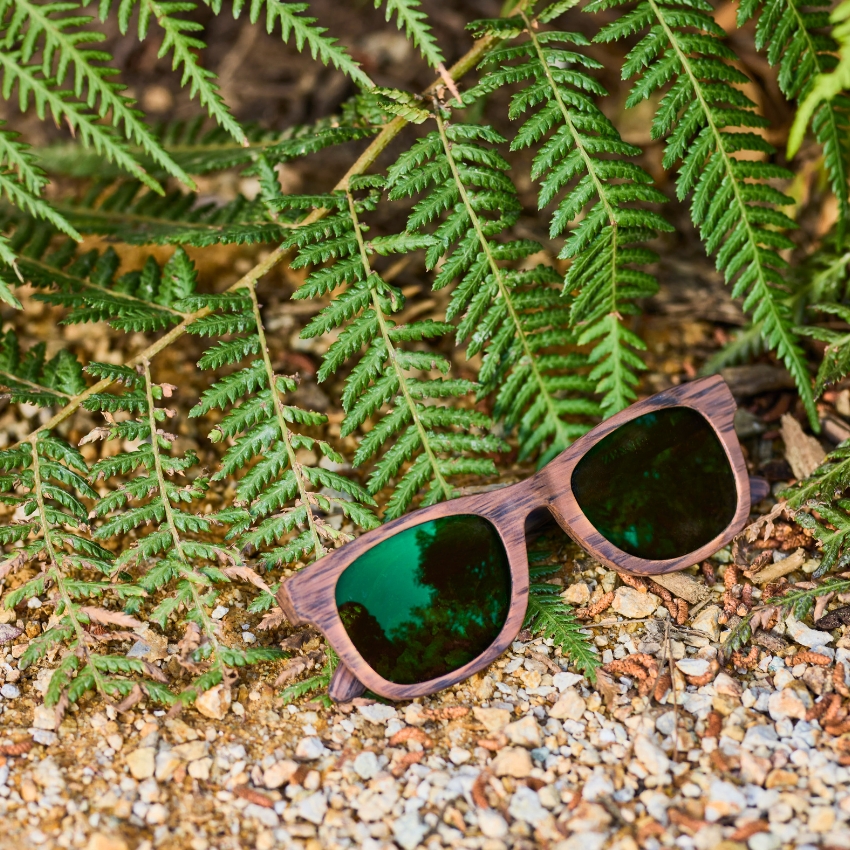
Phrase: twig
[{"left": 666, "top": 618, "right": 680, "bottom": 762}]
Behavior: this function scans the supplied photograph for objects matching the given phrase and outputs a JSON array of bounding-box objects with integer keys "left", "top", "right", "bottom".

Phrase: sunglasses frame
[{"left": 276, "top": 375, "right": 753, "bottom": 702}]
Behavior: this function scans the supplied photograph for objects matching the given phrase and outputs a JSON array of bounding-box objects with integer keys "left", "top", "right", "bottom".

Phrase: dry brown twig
[
  {"left": 575, "top": 591, "right": 614, "bottom": 621},
  {"left": 388, "top": 727, "right": 433, "bottom": 749}
]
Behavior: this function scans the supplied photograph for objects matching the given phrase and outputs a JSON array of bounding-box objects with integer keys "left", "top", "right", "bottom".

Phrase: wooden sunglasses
[{"left": 276, "top": 375, "right": 768, "bottom": 702}]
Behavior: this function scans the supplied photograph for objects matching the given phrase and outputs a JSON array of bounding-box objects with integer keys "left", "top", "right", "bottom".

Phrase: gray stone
[
  {"left": 552, "top": 671, "right": 583, "bottom": 691},
  {"left": 448, "top": 747, "right": 471, "bottom": 765},
  {"left": 508, "top": 785, "right": 549, "bottom": 826},
  {"left": 561, "top": 582, "right": 590, "bottom": 605},
  {"left": 553, "top": 833, "right": 608, "bottom": 850},
  {"left": 492, "top": 747, "right": 533, "bottom": 778},
  {"left": 0, "top": 683, "right": 20, "bottom": 699},
  {"left": 611, "top": 587, "right": 659, "bottom": 619},
  {"left": 246, "top": 803, "right": 279, "bottom": 828},
  {"left": 582, "top": 771, "right": 614, "bottom": 801},
  {"left": 743, "top": 724, "right": 780, "bottom": 750},
  {"left": 32, "top": 704, "right": 58, "bottom": 731},
  {"left": 786, "top": 616, "right": 833, "bottom": 648},
  {"left": 194, "top": 684, "right": 231, "bottom": 720},
  {"left": 473, "top": 707, "right": 511, "bottom": 733},
  {"left": 504, "top": 715, "right": 543, "bottom": 748},
  {"left": 126, "top": 748, "right": 156, "bottom": 780},
  {"left": 357, "top": 704, "right": 398, "bottom": 724},
  {"left": 768, "top": 689, "right": 809, "bottom": 721},
  {"left": 675, "top": 658, "right": 710, "bottom": 677},
  {"left": 634, "top": 735, "right": 669, "bottom": 776},
  {"left": 154, "top": 748, "right": 181, "bottom": 781},
  {"left": 478, "top": 809, "right": 508, "bottom": 838},
  {"left": 391, "top": 812, "right": 428, "bottom": 850},
  {"left": 692, "top": 605, "right": 721, "bottom": 641},
  {"left": 0, "top": 624, "right": 22, "bottom": 643},
  {"left": 353, "top": 750, "right": 379, "bottom": 780},
  {"left": 705, "top": 780, "right": 746, "bottom": 821},
  {"left": 749, "top": 833, "right": 782, "bottom": 850},
  {"left": 296, "top": 791, "right": 327, "bottom": 825},
  {"left": 549, "top": 688, "right": 586, "bottom": 721},
  {"left": 294, "top": 736, "right": 326, "bottom": 760}
]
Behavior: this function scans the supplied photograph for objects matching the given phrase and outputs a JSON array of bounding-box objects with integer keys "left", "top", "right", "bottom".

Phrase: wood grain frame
[{"left": 277, "top": 375, "right": 753, "bottom": 701}]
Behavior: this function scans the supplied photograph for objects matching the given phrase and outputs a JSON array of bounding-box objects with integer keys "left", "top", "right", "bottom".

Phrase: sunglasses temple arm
[
  {"left": 749, "top": 476, "right": 770, "bottom": 504},
  {"left": 328, "top": 659, "right": 366, "bottom": 702}
]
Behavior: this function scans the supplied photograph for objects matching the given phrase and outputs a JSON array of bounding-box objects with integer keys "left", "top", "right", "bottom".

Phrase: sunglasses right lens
[
  {"left": 335, "top": 514, "right": 511, "bottom": 685},
  {"left": 571, "top": 406, "right": 738, "bottom": 561}
]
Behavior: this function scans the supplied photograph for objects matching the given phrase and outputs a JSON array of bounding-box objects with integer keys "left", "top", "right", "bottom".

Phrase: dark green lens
[
  {"left": 335, "top": 515, "right": 511, "bottom": 685},
  {"left": 571, "top": 406, "right": 737, "bottom": 560}
]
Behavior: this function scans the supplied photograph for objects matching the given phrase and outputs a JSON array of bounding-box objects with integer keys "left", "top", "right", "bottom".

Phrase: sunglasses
[{"left": 276, "top": 376, "right": 767, "bottom": 702}]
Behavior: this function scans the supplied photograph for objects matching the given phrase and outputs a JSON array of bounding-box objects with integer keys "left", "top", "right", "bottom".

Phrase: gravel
[{"left": 2, "top": 558, "right": 850, "bottom": 850}]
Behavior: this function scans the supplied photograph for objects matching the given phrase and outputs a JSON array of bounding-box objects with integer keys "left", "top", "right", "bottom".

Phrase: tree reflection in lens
[
  {"left": 571, "top": 406, "right": 737, "bottom": 560},
  {"left": 335, "top": 515, "right": 511, "bottom": 684}
]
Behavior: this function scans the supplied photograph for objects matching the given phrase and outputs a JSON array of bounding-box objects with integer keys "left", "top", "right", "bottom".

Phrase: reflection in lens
[
  {"left": 334, "top": 515, "right": 511, "bottom": 685},
  {"left": 571, "top": 406, "right": 737, "bottom": 560}
]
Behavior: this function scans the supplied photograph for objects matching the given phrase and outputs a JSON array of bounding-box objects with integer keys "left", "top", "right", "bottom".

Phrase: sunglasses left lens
[{"left": 335, "top": 514, "right": 511, "bottom": 685}]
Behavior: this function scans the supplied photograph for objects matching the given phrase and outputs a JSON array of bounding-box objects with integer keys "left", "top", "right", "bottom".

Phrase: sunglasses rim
[{"left": 277, "top": 375, "right": 750, "bottom": 701}]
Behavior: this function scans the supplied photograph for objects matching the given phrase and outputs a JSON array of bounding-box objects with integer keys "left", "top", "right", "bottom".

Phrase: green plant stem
[
  {"left": 244, "top": 286, "right": 325, "bottom": 559},
  {"left": 142, "top": 358, "right": 224, "bottom": 665},
  {"left": 11, "top": 24, "right": 514, "bottom": 450},
  {"left": 345, "top": 189, "right": 452, "bottom": 502},
  {"left": 30, "top": 442, "right": 107, "bottom": 697},
  {"left": 433, "top": 106, "right": 571, "bottom": 450},
  {"left": 0, "top": 369, "right": 73, "bottom": 400}
]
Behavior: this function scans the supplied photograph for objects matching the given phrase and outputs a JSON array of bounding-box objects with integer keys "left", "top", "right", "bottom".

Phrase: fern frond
[
  {"left": 781, "top": 436, "right": 850, "bottom": 508},
  {"left": 136, "top": 0, "right": 247, "bottom": 144},
  {"left": 0, "top": 432, "right": 162, "bottom": 709},
  {"left": 739, "top": 0, "right": 850, "bottom": 236},
  {"left": 467, "top": 7, "right": 672, "bottom": 415},
  {"left": 189, "top": 261, "right": 378, "bottom": 559},
  {"left": 376, "top": 0, "right": 444, "bottom": 68},
  {"left": 0, "top": 223, "right": 192, "bottom": 331},
  {"left": 220, "top": 0, "right": 373, "bottom": 88},
  {"left": 0, "top": 48, "right": 164, "bottom": 193},
  {"left": 790, "top": 0, "right": 850, "bottom": 163},
  {"left": 0, "top": 331, "right": 86, "bottom": 406},
  {"left": 291, "top": 186, "right": 506, "bottom": 518},
  {"left": 2, "top": 0, "right": 196, "bottom": 188},
  {"left": 523, "top": 587, "right": 599, "bottom": 679},
  {"left": 387, "top": 112, "right": 598, "bottom": 462},
  {"left": 592, "top": 0, "right": 818, "bottom": 428}
]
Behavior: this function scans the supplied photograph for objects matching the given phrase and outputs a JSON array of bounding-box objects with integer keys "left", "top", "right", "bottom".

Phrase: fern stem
[
  {"left": 30, "top": 442, "right": 108, "bottom": 698},
  {"left": 0, "top": 369, "right": 72, "bottom": 399},
  {"left": 245, "top": 286, "right": 325, "bottom": 560},
  {"left": 433, "top": 107, "right": 572, "bottom": 451},
  {"left": 646, "top": 0, "right": 816, "bottom": 427},
  {"left": 9, "top": 25, "right": 519, "bottom": 449},
  {"left": 345, "top": 189, "right": 453, "bottom": 503},
  {"left": 25, "top": 256, "right": 189, "bottom": 318},
  {"left": 142, "top": 359, "right": 223, "bottom": 660}
]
